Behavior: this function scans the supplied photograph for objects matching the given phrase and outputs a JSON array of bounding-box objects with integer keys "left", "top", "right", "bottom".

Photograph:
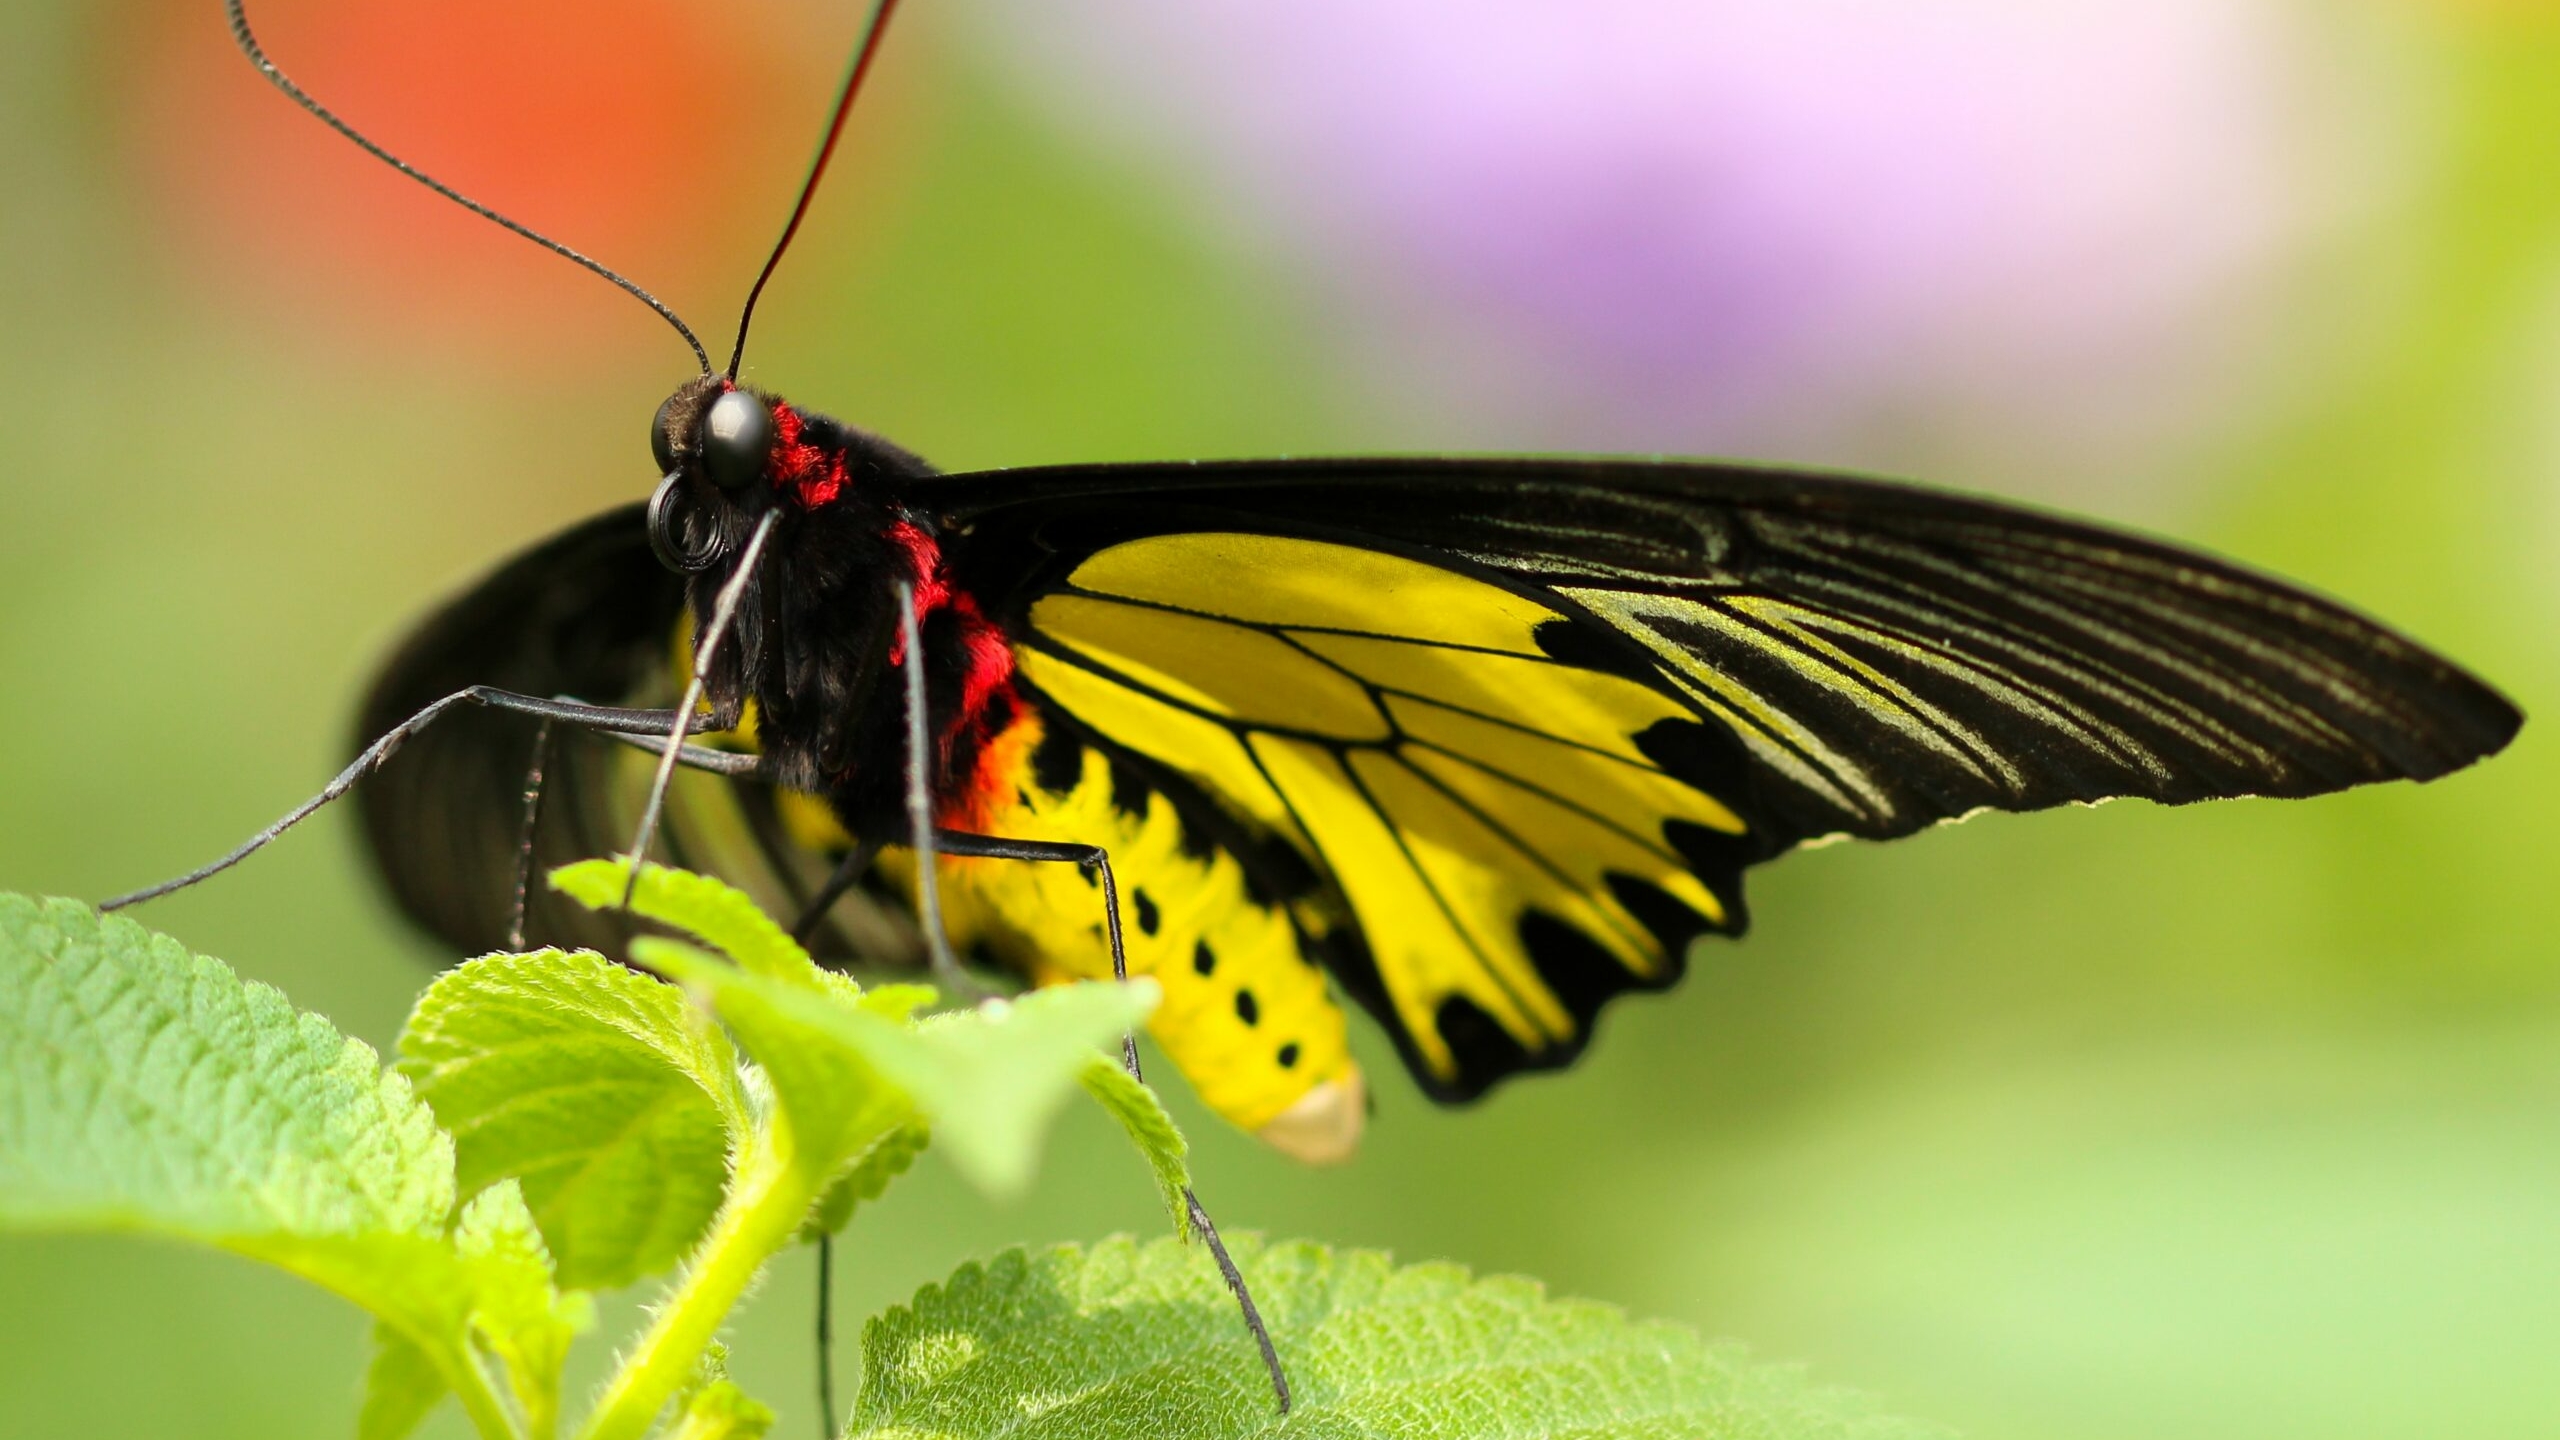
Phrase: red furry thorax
[{"left": 767, "top": 402, "right": 848, "bottom": 510}]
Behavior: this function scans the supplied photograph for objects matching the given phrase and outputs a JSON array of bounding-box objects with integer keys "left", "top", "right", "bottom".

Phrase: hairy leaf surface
[
  {"left": 850, "top": 1237, "right": 1945, "bottom": 1440},
  {"left": 400, "top": 946, "right": 743, "bottom": 1290}
]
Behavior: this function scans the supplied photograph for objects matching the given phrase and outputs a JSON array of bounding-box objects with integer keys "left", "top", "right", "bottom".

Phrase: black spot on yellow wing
[
  {"left": 1013, "top": 531, "right": 1765, "bottom": 1101},
  {"left": 917, "top": 717, "right": 1363, "bottom": 1134},
  {"left": 1031, "top": 716, "right": 1084, "bottom": 793},
  {"left": 1530, "top": 615, "right": 1633, "bottom": 672}
]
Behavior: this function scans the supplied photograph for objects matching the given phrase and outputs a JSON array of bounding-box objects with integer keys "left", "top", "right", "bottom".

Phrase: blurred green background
[{"left": 3, "top": 0, "right": 2556, "bottom": 1436}]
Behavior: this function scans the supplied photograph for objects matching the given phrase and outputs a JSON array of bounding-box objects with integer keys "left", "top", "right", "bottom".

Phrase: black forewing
[{"left": 925, "top": 456, "right": 2521, "bottom": 850}]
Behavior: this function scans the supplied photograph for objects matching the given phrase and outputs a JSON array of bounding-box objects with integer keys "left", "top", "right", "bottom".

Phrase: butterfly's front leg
[
  {"left": 786, "top": 838, "right": 886, "bottom": 947},
  {"left": 100, "top": 687, "right": 731, "bottom": 913}
]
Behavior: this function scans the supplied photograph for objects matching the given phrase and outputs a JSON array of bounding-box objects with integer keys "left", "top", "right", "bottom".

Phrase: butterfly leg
[
  {"left": 619, "top": 511, "right": 777, "bottom": 905},
  {"left": 936, "top": 825, "right": 1293, "bottom": 1415},
  {"left": 816, "top": 1229, "right": 840, "bottom": 1440},
  {"left": 788, "top": 838, "right": 886, "bottom": 948},
  {"left": 525, "top": 713, "right": 782, "bottom": 948},
  {"left": 99, "top": 689, "right": 731, "bottom": 912},
  {"left": 932, "top": 832, "right": 1138, "bottom": 1073},
  {"left": 890, "top": 578, "right": 996, "bottom": 1003},
  {"left": 599, "top": 728, "right": 770, "bottom": 775},
  {"left": 510, "top": 712, "right": 778, "bottom": 956},
  {"left": 506, "top": 718, "right": 555, "bottom": 952},
  {"left": 796, "top": 839, "right": 879, "bottom": 1440}
]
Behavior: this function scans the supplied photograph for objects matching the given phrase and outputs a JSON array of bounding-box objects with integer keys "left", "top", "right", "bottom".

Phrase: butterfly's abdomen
[{"left": 930, "top": 715, "right": 1366, "bottom": 1162}]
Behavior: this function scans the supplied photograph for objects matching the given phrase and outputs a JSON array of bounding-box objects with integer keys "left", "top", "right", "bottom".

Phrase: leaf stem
[
  {"left": 576, "top": 1145, "right": 816, "bottom": 1440},
  {"left": 446, "top": 1342, "right": 530, "bottom": 1440}
]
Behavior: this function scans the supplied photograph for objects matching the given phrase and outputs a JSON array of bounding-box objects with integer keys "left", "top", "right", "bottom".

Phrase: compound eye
[
  {"left": 650, "top": 394, "right": 679, "bottom": 474},
  {"left": 701, "top": 390, "right": 775, "bottom": 491}
]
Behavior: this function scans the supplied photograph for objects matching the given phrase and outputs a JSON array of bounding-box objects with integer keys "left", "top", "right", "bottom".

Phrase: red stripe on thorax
[
  {"left": 768, "top": 402, "right": 849, "bottom": 510},
  {"left": 881, "top": 516, "right": 1020, "bottom": 825},
  {"left": 883, "top": 520, "right": 951, "bottom": 642}
]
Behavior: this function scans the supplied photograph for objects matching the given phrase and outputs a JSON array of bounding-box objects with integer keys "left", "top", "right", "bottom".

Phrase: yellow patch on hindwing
[{"left": 920, "top": 740, "right": 1361, "bottom": 1141}]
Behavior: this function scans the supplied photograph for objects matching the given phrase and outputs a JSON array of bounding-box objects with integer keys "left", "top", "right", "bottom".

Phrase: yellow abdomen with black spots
[{"left": 923, "top": 728, "right": 1365, "bottom": 1162}]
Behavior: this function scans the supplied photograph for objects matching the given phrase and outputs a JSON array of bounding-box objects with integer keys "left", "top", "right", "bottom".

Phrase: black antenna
[
  {"left": 226, "top": 0, "right": 711, "bottom": 373},
  {"left": 726, "top": 0, "right": 907, "bottom": 379}
]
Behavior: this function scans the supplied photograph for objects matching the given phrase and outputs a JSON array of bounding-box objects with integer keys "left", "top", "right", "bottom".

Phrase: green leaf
[
  {"left": 849, "top": 1237, "right": 1947, "bottom": 1440},
  {"left": 0, "top": 896, "right": 553, "bottom": 1439},
  {"left": 550, "top": 859, "right": 814, "bottom": 982},
  {"left": 856, "top": 982, "right": 939, "bottom": 1023},
  {"left": 804, "top": 1118, "right": 931, "bottom": 1241},
  {"left": 664, "top": 1380, "right": 775, "bottom": 1440},
  {"left": 633, "top": 937, "right": 917, "bottom": 1197},
  {"left": 399, "top": 947, "right": 745, "bottom": 1291},
  {"left": 800, "top": 976, "right": 943, "bottom": 1235},
  {"left": 673, "top": 1340, "right": 743, "bottom": 1412},
  {"left": 552, "top": 862, "right": 972, "bottom": 1220},
  {"left": 0, "top": 895, "right": 453, "bottom": 1241},
  {"left": 455, "top": 1182, "right": 590, "bottom": 1438},
  {"left": 820, "top": 986, "right": 938, "bottom": 1206},
  {"left": 358, "top": 1324, "right": 447, "bottom": 1440},
  {"left": 640, "top": 938, "right": 1156, "bottom": 1198},
  {"left": 1078, "top": 1057, "right": 1191, "bottom": 1238},
  {"left": 891, "top": 986, "right": 1161, "bottom": 1198}
]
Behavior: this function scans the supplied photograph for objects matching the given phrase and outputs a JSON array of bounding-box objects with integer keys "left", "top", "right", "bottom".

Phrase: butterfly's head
[
  {"left": 645, "top": 376, "right": 778, "bottom": 573},
  {"left": 644, "top": 378, "right": 937, "bottom": 577}
]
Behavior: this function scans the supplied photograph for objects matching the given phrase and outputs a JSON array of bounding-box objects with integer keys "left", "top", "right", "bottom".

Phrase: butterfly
[
  {"left": 120, "top": 1, "right": 2522, "bottom": 1176},
  {"left": 346, "top": 410, "right": 2525, "bottom": 1166}
]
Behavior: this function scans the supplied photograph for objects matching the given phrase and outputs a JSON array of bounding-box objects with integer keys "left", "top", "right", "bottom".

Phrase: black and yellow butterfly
[
  {"left": 352, "top": 397, "right": 2522, "bottom": 1161},
  {"left": 130, "top": 0, "right": 2520, "bottom": 1169}
]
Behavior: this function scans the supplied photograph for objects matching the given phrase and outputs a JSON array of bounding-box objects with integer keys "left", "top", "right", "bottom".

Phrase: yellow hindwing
[{"left": 914, "top": 728, "right": 1362, "bottom": 1150}]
